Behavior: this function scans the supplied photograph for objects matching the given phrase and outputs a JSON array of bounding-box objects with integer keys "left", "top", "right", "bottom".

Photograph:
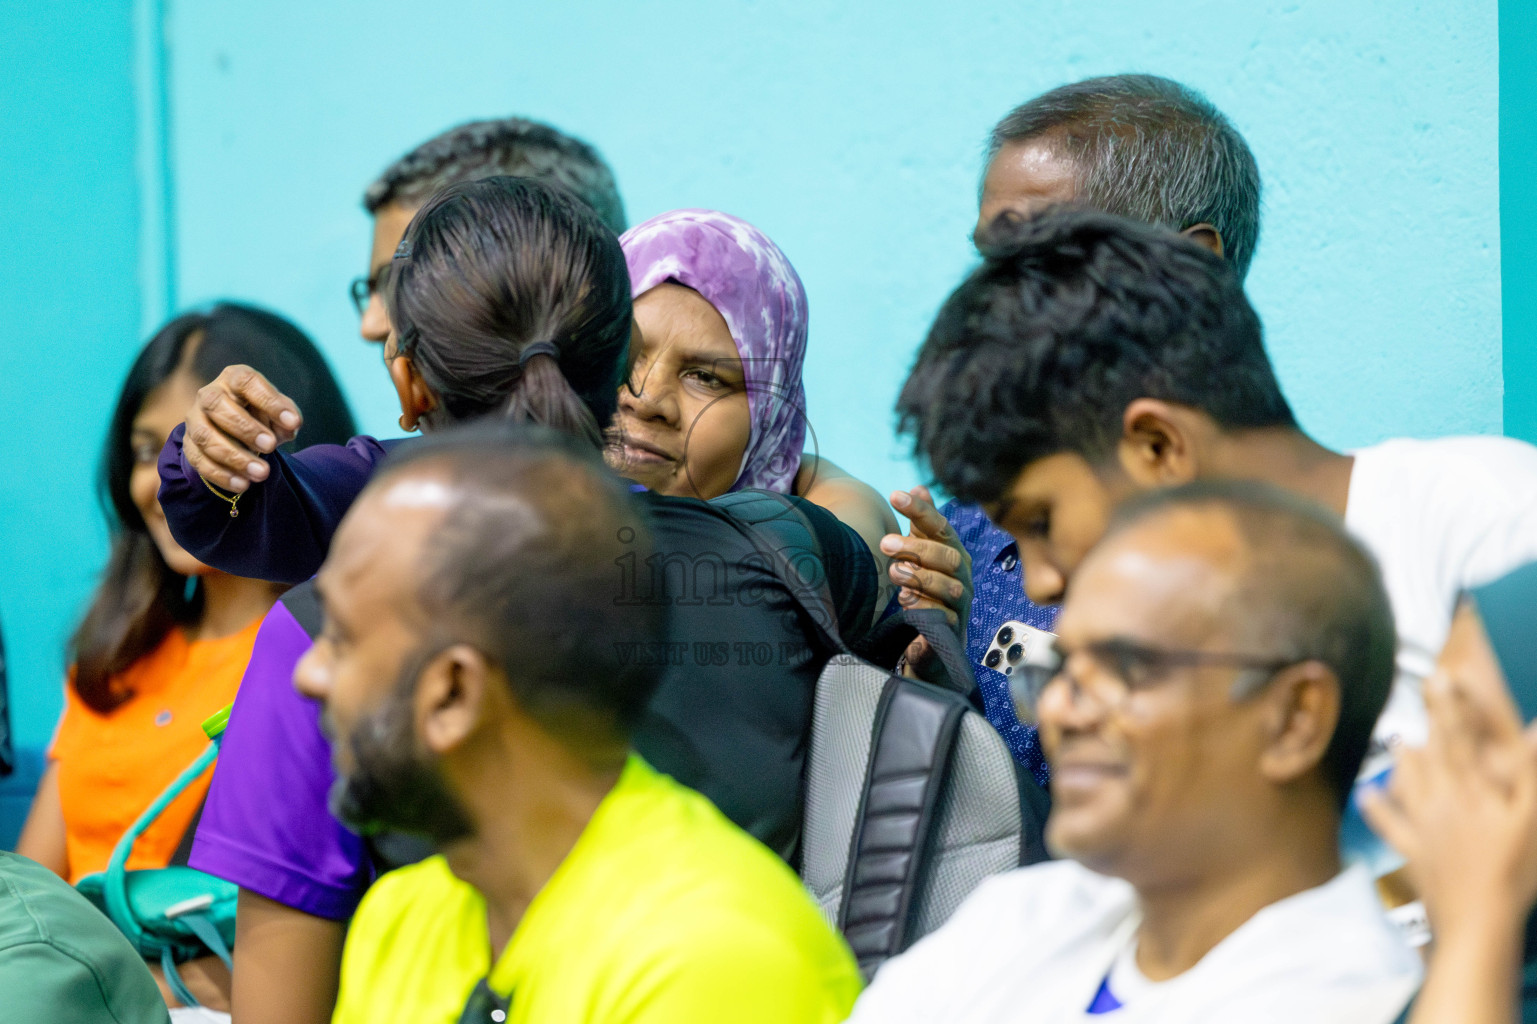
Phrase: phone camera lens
[
  {"left": 997, "top": 626, "right": 1014, "bottom": 646},
  {"left": 984, "top": 649, "right": 1002, "bottom": 669},
  {"left": 1007, "top": 643, "right": 1024, "bottom": 663}
]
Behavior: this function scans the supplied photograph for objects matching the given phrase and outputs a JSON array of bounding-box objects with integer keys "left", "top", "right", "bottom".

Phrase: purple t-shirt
[{"left": 188, "top": 599, "right": 373, "bottom": 920}]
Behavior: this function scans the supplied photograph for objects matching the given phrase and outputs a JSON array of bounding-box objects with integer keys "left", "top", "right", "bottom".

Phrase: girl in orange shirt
[{"left": 15, "top": 304, "right": 355, "bottom": 1001}]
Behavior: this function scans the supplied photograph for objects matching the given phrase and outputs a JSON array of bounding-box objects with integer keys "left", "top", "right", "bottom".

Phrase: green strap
[
  {"left": 160, "top": 946, "right": 200, "bottom": 1009},
  {"left": 179, "top": 911, "right": 234, "bottom": 971},
  {"left": 101, "top": 719, "right": 227, "bottom": 947}
]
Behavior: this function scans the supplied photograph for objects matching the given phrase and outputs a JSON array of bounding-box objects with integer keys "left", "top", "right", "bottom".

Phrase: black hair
[
  {"left": 364, "top": 117, "right": 627, "bottom": 234},
  {"left": 378, "top": 424, "right": 665, "bottom": 756},
  {"left": 385, "top": 175, "right": 632, "bottom": 448},
  {"left": 1105, "top": 480, "right": 1397, "bottom": 809},
  {"left": 987, "top": 74, "right": 1262, "bottom": 280},
  {"left": 898, "top": 208, "right": 1295, "bottom": 506},
  {"left": 72, "top": 304, "right": 357, "bottom": 712}
]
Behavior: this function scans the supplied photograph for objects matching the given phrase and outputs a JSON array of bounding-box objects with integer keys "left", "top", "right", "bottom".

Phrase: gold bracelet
[{"left": 202, "top": 475, "right": 242, "bottom": 518}]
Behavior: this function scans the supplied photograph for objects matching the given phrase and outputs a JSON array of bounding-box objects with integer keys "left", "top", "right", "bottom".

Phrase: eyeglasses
[
  {"left": 1009, "top": 635, "right": 1297, "bottom": 722},
  {"left": 348, "top": 264, "right": 392, "bottom": 317},
  {"left": 457, "top": 978, "right": 509, "bottom": 1024}
]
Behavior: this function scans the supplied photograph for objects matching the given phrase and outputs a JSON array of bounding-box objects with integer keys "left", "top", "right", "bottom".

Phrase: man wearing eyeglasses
[
  {"left": 896, "top": 207, "right": 1537, "bottom": 910},
  {"left": 849, "top": 480, "right": 1421, "bottom": 1022},
  {"left": 344, "top": 118, "right": 627, "bottom": 353}
]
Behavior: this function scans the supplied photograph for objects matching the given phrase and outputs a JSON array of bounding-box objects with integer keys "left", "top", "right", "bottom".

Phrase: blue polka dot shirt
[{"left": 942, "top": 500, "right": 1058, "bottom": 787}]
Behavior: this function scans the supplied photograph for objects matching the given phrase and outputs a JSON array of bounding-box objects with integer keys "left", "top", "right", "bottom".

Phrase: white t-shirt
[
  {"left": 846, "top": 860, "right": 1420, "bottom": 1024},
  {"left": 1344, "top": 437, "right": 1537, "bottom": 830}
]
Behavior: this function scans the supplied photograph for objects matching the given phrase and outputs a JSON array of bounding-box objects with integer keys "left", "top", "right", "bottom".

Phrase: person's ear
[
  {"left": 414, "top": 643, "right": 492, "bottom": 757},
  {"left": 1181, "top": 223, "right": 1225, "bottom": 261},
  {"left": 389, "top": 354, "right": 438, "bottom": 432},
  {"left": 1117, "top": 399, "right": 1199, "bottom": 487},
  {"left": 1256, "top": 661, "right": 1341, "bottom": 788}
]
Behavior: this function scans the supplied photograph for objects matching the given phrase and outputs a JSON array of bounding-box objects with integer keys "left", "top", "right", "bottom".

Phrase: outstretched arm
[{"left": 157, "top": 365, "right": 396, "bottom": 583}]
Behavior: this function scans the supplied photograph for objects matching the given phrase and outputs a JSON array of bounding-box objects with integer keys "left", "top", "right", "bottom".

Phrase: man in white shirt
[
  {"left": 849, "top": 482, "right": 1421, "bottom": 1022},
  {"left": 897, "top": 208, "right": 1537, "bottom": 877}
]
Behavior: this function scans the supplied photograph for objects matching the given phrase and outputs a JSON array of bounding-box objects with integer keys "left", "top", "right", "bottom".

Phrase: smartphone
[
  {"left": 981, "top": 620, "right": 1056, "bottom": 724},
  {"left": 1471, "top": 560, "right": 1537, "bottom": 722}
]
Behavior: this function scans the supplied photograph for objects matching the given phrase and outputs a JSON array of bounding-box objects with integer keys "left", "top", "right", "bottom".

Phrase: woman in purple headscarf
[{"left": 610, "top": 209, "right": 899, "bottom": 566}]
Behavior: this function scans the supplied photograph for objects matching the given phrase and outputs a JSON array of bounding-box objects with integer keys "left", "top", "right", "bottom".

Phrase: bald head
[
  {"left": 1100, "top": 480, "right": 1396, "bottom": 804},
  {"left": 370, "top": 424, "right": 665, "bottom": 752}
]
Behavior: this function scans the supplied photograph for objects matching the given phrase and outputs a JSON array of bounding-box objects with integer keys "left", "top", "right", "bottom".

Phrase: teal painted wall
[
  {"left": 0, "top": 2, "right": 143, "bottom": 846},
  {"left": 0, "top": 1, "right": 1511, "bottom": 843},
  {"left": 166, "top": 0, "right": 1503, "bottom": 495},
  {"left": 1504, "top": 0, "right": 1536, "bottom": 443}
]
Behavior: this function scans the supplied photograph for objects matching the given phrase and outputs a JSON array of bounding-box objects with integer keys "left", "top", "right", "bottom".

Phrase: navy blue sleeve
[{"left": 156, "top": 423, "right": 403, "bottom": 584}]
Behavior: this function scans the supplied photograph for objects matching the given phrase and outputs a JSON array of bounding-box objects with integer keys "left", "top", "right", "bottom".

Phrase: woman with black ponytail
[
  {"left": 380, "top": 175, "right": 631, "bottom": 449},
  {"left": 154, "top": 177, "right": 893, "bottom": 1024}
]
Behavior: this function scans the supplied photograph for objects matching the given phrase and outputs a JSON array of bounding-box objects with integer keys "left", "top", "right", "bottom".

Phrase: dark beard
[{"left": 328, "top": 649, "right": 475, "bottom": 846}]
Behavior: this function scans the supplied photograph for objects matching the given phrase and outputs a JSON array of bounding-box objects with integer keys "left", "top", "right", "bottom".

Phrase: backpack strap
[
  {"left": 708, "top": 491, "right": 978, "bottom": 694},
  {"left": 710, "top": 491, "right": 975, "bottom": 693},
  {"left": 708, "top": 490, "right": 847, "bottom": 652},
  {"left": 858, "top": 607, "right": 979, "bottom": 705},
  {"left": 838, "top": 675, "right": 968, "bottom": 978}
]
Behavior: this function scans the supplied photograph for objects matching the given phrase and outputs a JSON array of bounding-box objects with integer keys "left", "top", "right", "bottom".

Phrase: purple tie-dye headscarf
[{"left": 620, "top": 209, "right": 809, "bottom": 493}]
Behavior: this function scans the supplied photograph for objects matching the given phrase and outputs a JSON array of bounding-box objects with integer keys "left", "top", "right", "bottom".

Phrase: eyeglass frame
[
  {"left": 348, "top": 263, "right": 393, "bottom": 317},
  {"left": 1009, "top": 635, "right": 1300, "bottom": 722}
]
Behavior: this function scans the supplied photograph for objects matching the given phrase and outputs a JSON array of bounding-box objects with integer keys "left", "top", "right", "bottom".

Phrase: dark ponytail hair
[
  {"left": 72, "top": 304, "right": 356, "bottom": 712},
  {"left": 385, "top": 175, "right": 632, "bottom": 449}
]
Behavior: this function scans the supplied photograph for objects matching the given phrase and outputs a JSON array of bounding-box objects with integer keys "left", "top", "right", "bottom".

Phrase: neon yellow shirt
[{"left": 332, "top": 756, "right": 861, "bottom": 1024}]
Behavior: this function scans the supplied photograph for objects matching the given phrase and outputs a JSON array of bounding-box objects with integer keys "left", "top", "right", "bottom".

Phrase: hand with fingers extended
[
  {"left": 1361, "top": 672, "right": 1537, "bottom": 1024},
  {"left": 1363, "top": 673, "right": 1537, "bottom": 939},
  {"left": 183, "top": 364, "right": 304, "bottom": 493},
  {"left": 880, "top": 486, "right": 973, "bottom": 676}
]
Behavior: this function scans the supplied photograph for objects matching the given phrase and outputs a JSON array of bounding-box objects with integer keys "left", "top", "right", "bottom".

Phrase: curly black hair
[{"left": 898, "top": 207, "right": 1294, "bottom": 506}]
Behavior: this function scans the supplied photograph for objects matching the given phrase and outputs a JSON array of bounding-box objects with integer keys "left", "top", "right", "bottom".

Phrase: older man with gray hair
[
  {"left": 977, "top": 74, "right": 1260, "bottom": 274},
  {"left": 915, "top": 73, "right": 1264, "bottom": 784}
]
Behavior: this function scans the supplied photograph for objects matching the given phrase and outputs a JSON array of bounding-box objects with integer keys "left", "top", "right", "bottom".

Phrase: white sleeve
[
  {"left": 844, "top": 873, "right": 1025, "bottom": 1023},
  {"left": 843, "top": 951, "right": 939, "bottom": 1023},
  {"left": 1430, "top": 437, "right": 1537, "bottom": 592}
]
